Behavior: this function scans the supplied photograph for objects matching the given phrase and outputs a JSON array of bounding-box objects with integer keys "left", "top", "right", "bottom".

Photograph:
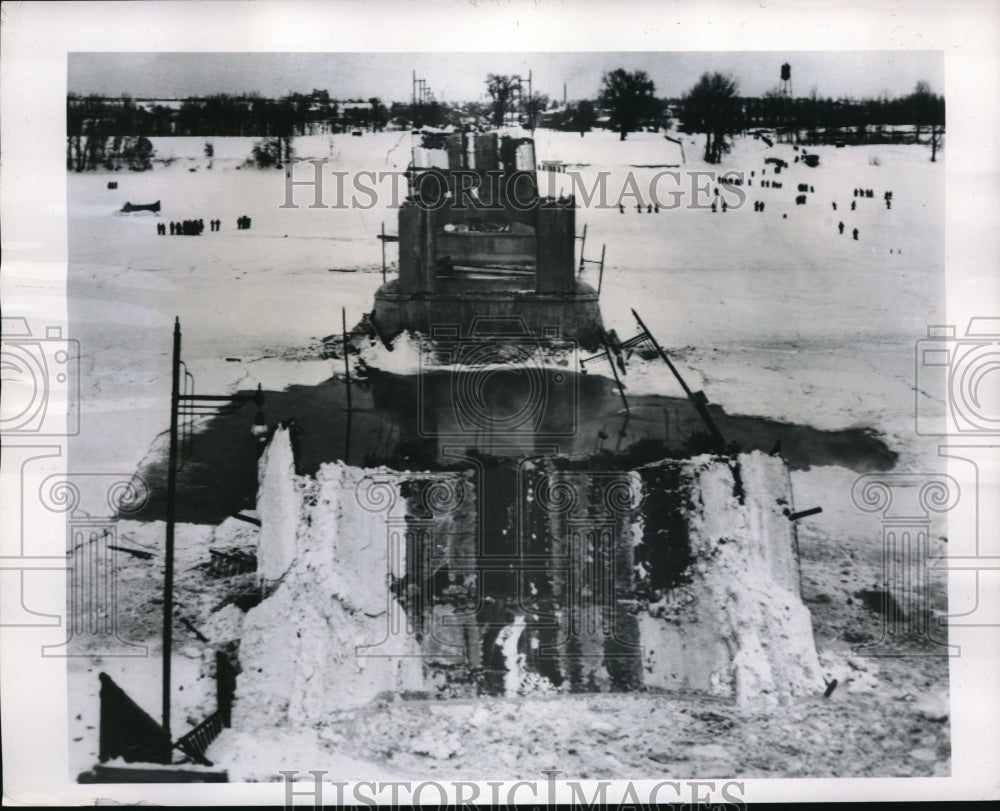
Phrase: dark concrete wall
[
  {"left": 436, "top": 233, "right": 535, "bottom": 269},
  {"left": 398, "top": 204, "right": 439, "bottom": 294},
  {"left": 472, "top": 133, "right": 499, "bottom": 172},
  {"left": 372, "top": 280, "right": 604, "bottom": 349},
  {"left": 397, "top": 203, "right": 425, "bottom": 293},
  {"left": 535, "top": 205, "right": 576, "bottom": 294}
]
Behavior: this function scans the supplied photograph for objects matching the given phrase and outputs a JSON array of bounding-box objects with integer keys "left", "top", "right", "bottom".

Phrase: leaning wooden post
[
  {"left": 342, "top": 307, "right": 352, "bottom": 412},
  {"left": 631, "top": 308, "right": 726, "bottom": 449},
  {"left": 380, "top": 222, "right": 387, "bottom": 284},
  {"left": 597, "top": 244, "right": 606, "bottom": 295},
  {"left": 601, "top": 332, "right": 630, "bottom": 416}
]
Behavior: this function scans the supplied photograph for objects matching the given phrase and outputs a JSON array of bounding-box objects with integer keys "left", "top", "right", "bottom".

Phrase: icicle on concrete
[
  {"left": 255, "top": 426, "right": 300, "bottom": 586},
  {"left": 495, "top": 615, "right": 527, "bottom": 696}
]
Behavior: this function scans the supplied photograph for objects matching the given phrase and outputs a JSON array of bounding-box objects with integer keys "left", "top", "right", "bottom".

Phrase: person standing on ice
[
  {"left": 853, "top": 227, "right": 859, "bottom": 240},
  {"left": 838, "top": 221, "right": 845, "bottom": 235}
]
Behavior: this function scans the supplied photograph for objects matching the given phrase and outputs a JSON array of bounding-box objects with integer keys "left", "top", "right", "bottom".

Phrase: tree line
[
  {"left": 680, "top": 77, "right": 945, "bottom": 160},
  {"left": 67, "top": 90, "right": 390, "bottom": 138},
  {"left": 394, "top": 70, "right": 943, "bottom": 162},
  {"left": 67, "top": 72, "right": 944, "bottom": 169}
]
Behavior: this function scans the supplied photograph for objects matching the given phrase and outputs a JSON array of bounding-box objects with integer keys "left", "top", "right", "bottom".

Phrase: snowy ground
[{"left": 66, "top": 129, "right": 952, "bottom": 779}]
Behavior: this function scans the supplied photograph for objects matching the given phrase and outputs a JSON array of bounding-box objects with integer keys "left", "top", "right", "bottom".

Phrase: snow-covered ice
[{"left": 64, "top": 128, "right": 952, "bottom": 778}]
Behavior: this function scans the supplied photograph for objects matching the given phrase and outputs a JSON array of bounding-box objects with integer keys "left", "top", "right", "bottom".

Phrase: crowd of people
[
  {"left": 618, "top": 203, "right": 661, "bottom": 214},
  {"left": 163, "top": 219, "right": 205, "bottom": 236},
  {"left": 156, "top": 216, "right": 250, "bottom": 235},
  {"left": 701, "top": 157, "right": 900, "bottom": 248}
]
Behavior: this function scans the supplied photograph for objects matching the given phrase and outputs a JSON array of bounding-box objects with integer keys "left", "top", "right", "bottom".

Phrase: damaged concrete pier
[
  {"left": 371, "top": 130, "right": 604, "bottom": 348},
  {"left": 230, "top": 428, "right": 823, "bottom": 730}
]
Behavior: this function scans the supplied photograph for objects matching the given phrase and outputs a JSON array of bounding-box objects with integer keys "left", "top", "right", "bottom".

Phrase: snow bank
[
  {"left": 356, "top": 330, "right": 424, "bottom": 375},
  {"left": 208, "top": 727, "right": 402, "bottom": 782},
  {"left": 357, "top": 329, "right": 578, "bottom": 377}
]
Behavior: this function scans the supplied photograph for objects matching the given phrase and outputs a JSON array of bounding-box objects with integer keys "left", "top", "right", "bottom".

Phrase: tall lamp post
[{"left": 161, "top": 317, "right": 264, "bottom": 758}]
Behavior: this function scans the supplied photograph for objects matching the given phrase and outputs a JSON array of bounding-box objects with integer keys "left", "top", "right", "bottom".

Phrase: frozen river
[
  {"left": 67, "top": 131, "right": 946, "bottom": 526},
  {"left": 58, "top": 127, "right": 959, "bottom": 778}
]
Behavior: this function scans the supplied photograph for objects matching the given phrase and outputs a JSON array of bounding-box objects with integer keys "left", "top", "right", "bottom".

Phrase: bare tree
[
  {"left": 522, "top": 92, "right": 549, "bottom": 131},
  {"left": 929, "top": 123, "right": 944, "bottom": 162},
  {"left": 908, "top": 80, "right": 944, "bottom": 161},
  {"left": 598, "top": 68, "right": 657, "bottom": 141},
  {"left": 569, "top": 99, "right": 598, "bottom": 136},
  {"left": 682, "top": 72, "right": 740, "bottom": 163},
  {"left": 911, "top": 80, "right": 933, "bottom": 142},
  {"left": 486, "top": 74, "right": 518, "bottom": 127}
]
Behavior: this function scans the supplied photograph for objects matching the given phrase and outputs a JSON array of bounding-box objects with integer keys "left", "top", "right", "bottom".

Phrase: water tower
[{"left": 780, "top": 63, "right": 792, "bottom": 98}]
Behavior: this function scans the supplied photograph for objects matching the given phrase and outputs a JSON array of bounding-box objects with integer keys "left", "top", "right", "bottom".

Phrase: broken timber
[{"left": 630, "top": 309, "right": 727, "bottom": 450}]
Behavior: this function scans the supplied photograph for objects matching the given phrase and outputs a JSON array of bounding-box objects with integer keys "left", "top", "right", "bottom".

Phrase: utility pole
[
  {"left": 162, "top": 317, "right": 181, "bottom": 754},
  {"left": 528, "top": 70, "right": 533, "bottom": 134},
  {"left": 162, "top": 318, "right": 264, "bottom": 762}
]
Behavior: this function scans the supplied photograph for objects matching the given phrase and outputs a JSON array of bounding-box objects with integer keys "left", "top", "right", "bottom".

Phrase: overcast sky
[{"left": 69, "top": 51, "right": 944, "bottom": 103}]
